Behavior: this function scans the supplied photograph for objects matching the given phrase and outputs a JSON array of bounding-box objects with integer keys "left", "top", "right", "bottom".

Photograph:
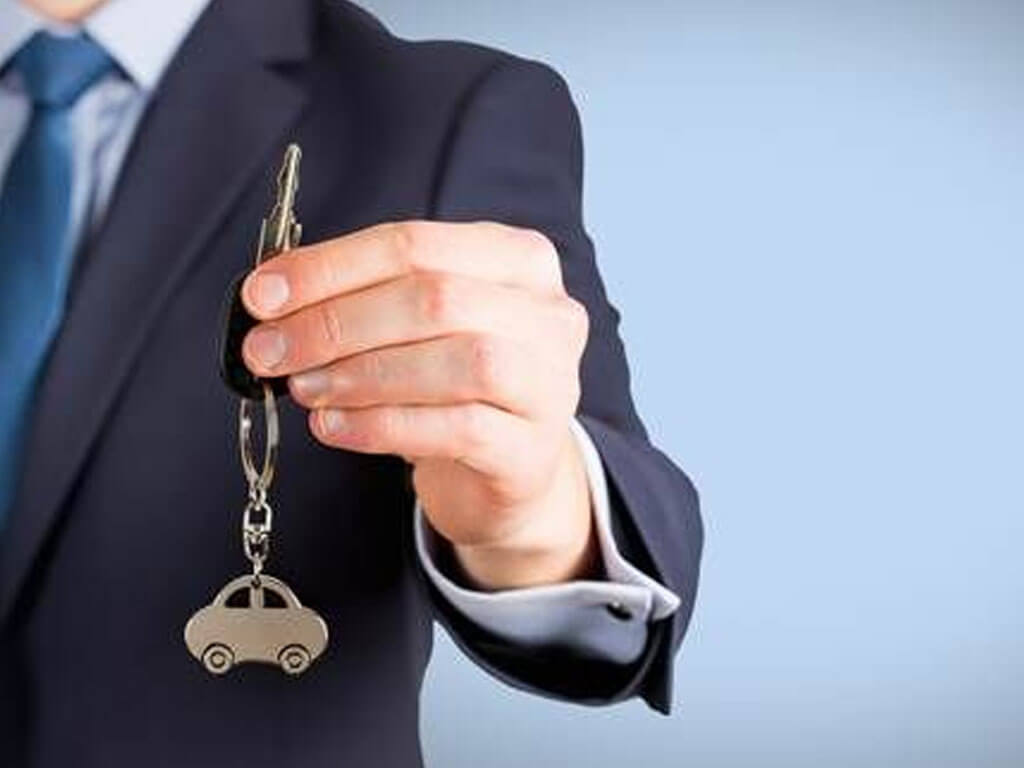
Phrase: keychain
[{"left": 184, "top": 145, "right": 329, "bottom": 677}]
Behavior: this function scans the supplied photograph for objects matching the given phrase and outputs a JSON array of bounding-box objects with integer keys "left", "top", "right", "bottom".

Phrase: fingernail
[
  {"left": 248, "top": 272, "right": 290, "bottom": 313},
  {"left": 291, "top": 370, "right": 329, "bottom": 400},
  {"left": 246, "top": 327, "right": 287, "bottom": 369},
  {"left": 322, "top": 409, "right": 347, "bottom": 435}
]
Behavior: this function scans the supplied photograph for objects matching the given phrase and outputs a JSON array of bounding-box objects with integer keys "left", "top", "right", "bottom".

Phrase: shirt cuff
[{"left": 414, "top": 418, "right": 681, "bottom": 665}]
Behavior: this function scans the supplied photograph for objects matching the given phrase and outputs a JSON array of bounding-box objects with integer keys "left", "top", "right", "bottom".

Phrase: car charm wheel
[
  {"left": 278, "top": 644, "right": 311, "bottom": 675},
  {"left": 202, "top": 643, "right": 234, "bottom": 675}
]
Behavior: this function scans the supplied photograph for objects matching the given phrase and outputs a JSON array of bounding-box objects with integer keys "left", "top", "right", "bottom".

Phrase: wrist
[{"left": 452, "top": 428, "right": 598, "bottom": 590}]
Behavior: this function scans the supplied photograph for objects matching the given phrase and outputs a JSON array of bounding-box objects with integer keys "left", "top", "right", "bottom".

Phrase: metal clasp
[{"left": 239, "top": 382, "right": 278, "bottom": 576}]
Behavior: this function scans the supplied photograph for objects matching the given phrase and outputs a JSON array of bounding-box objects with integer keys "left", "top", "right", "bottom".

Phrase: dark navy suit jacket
[{"left": 0, "top": 1, "right": 703, "bottom": 765}]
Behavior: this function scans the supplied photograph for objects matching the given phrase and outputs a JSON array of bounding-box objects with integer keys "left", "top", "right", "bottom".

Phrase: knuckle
[
  {"left": 563, "top": 296, "right": 589, "bottom": 343},
  {"left": 319, "top": 244, "right": 348, "bottom": 293},
  {"left": 389, "top": 221, "right": 431, "bottom": 274},
  {"left": 354, "top": 351, "right": 400, "bottom": 401},
  {"left": 524, "top": 227, "right": 557, "bottom": 261},
  {"left": 315, "top": 302, "right": 345, "bottom": 349},
  {"left": 417, "top": 271, "right": 461, "bottom": 326},
  {"left": 465, "top": 334, "right": 502, "bottom": 396},
  {"left": 521, "top": 228, "right": 562, "bottom": 287},
  {"left": 361, "top": 350, "right": 391, "bottom": 388}
]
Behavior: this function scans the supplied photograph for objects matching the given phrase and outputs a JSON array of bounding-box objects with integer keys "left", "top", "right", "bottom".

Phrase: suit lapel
[{"left": 0, "top": 0, "right": 315, "bottom": 625}]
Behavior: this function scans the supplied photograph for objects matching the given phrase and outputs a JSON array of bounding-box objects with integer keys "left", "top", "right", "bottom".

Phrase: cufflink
[{"left": 605, "top": 602, "right": 633, "bottom": 621}]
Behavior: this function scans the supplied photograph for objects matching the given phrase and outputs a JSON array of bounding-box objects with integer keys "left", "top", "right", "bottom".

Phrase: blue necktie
[{"left": 0, "top": 33, "right": 115, "bottom": 528}]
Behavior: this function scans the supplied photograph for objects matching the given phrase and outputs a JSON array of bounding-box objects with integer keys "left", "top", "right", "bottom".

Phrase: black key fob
[{"left": 219, "top": 271, "right": 289, "bottom": 400}]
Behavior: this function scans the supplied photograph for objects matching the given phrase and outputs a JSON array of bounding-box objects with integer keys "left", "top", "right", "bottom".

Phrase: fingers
[
  {"left": 235, "top": 219, "right": 590, "bottom": 506},
  {"left": 242, "top": 271, "right": 586, "bottom": 378},
  {"left": 307, "top": 402, "right": 543, "bottom": 479},
  {"left": 241, "top": 221, "right": 564, "bottom": 320},
  {"left": 288, "top": 333, "right": 578, "bottom": 419}
]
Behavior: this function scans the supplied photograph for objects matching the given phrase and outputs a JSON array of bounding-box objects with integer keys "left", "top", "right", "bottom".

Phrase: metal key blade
[{"left": 256, "top": 143, "right": 302, "bottom": 264}]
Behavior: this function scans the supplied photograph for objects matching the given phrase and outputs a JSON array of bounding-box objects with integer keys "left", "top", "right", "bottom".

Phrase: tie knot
[{"left": 7, "top": 31, "right": 116, "bottom": 108}]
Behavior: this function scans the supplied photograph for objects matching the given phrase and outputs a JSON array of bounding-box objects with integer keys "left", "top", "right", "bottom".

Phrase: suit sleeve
[{"left": 424, "top": 55, "right": 704, "bottom": 714}]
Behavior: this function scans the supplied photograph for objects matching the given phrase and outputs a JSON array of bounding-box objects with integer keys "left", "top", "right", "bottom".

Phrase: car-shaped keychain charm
[{"left": 185, "top": 574, "right": 328, "bottom": 675}]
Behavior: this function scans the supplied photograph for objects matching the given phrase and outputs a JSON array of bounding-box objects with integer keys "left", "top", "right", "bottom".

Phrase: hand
[{"left": 240, "top": 221, "right": 597, "bottom": 589}]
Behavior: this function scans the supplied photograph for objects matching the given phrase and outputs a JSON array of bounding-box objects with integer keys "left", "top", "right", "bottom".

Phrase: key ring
[{"left": 239, "top": 381, "right": 279, "bottom": 492}]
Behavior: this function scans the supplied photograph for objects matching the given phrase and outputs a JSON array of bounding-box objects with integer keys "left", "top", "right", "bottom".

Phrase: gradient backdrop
[{"left": 359, "top": 2, "right": 1024, "bottom": 766}]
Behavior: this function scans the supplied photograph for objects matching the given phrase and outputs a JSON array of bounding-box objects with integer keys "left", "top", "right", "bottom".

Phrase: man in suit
[{"left": 0, "top": 0, "right": 703, "bottom": 765}]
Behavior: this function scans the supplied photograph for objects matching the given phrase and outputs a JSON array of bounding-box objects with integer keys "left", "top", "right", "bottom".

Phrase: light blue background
[{"left": 361, "top": 2, "right": 1024, "bottom": 766}]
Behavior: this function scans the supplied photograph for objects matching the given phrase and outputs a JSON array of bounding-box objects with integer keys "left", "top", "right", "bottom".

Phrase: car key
[
  {"left": 185, "top": 145, "right": 329, "bottom": 677},
  {"left": 219, "top": 143, "right": 303, "bottom": 400}
]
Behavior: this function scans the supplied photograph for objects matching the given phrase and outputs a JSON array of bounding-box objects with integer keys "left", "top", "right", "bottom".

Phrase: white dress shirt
[{"left": 0, "top": 0, "right": 679, "bottom": 666}]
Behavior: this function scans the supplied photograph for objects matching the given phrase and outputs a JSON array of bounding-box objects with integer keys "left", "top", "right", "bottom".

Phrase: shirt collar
[{"left": 0, "top": 0, "right": 212, "bottom": 91}]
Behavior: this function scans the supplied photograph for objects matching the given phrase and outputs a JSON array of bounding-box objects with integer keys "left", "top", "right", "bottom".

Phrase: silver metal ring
[{"left": 239, "top": 382, "right": 279, "bottom": 491}]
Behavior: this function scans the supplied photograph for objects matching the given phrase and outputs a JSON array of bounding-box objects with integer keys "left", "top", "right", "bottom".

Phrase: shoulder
[{"left": 314, "top": 1, "right": 573, "bottom": 116}]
